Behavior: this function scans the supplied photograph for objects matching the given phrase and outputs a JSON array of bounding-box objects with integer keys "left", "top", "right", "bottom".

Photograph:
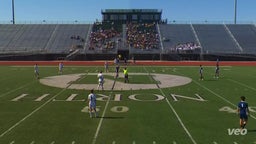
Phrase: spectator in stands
[{"left": 126, "top": 23, "right": 160, "bottom": 50}]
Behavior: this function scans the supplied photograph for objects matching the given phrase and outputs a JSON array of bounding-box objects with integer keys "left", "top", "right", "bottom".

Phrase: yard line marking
[
  {"left": 91, "top": 77, "right": 116, "bottom": 144},
  {"left": 91, "top": 94, "right": 111, "bottom": 144},
  {"left": 0, "top": 86, "right": 70, "bottom": 138},
  {"left": 50, "top": 141, "right": 55, "bottom": 144},
  {"left": 9, "top": 141, "right": 15, "bottom": 144},
  {"left": 35, "top": 94, "right": 50, "bottom": 101},
  {"left": 153, "top": 141, "right": 156, "bottom": 144},
  {"left": 165, "top": 98, "right": 197, "bottom": 144},
  {"left": 0, "top": 81, "right": 35, "bottom": 98},
  {"left": 11, "top": 94, "right": 28, "bottom": 101},
  {"left": 173, "top": 141, "right": 177, "bottom": 144},
  {"left": 228, "top": 79, "right": 256, "bottom": 91},
  {"left": 193, "top": 80, "right": 256, "bottom": 120},
  {"left": 71, "top": 141, "right": 75, "bottom": 144},
  {"left": 143, "top": 66, "right": 197, "bottom": 144},
  {"left": 112, "top": 141, "right": 116, "bottom": 144},
  {"left": 213, "top": 142, "right": 218, "bottom": 144},
  {"left": 30, "top": 141, "right": 35, "bottom": 144},
  {"left": 132, "top": 141, "right": 136, "bottom": 144}
]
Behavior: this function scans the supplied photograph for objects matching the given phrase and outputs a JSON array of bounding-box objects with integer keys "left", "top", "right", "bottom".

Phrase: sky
[{"left": 0, "top": 0, "right": 256, "bottom": 23}]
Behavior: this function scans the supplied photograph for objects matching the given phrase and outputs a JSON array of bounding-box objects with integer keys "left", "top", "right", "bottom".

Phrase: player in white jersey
[
  {"left": 58, "top": 62, "right": 64, "bottom": 74},
  {"left": 88, "top": 89, "right": 98, "bottom": 118},
  {"left": 97, "top": 71, "right": 104, "bottom": 91},
  {"left": 34, "top": 64, "right": 39, "bottom": 79}
]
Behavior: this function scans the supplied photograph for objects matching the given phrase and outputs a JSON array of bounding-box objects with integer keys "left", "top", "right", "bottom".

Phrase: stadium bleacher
[{"left": 1, "top": 23, "right": 256, "bottom": 60}]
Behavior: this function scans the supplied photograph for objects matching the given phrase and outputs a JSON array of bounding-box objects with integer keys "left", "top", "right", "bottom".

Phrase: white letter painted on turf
[
  {"left": 11, "top": 94, "right": 28, "bottom": 101},
  {"left": 170, "top": 93, "right": 206, "bottom": 102},
  {"left": 219, "top": 106, "right": 237, "bottom": 113},
  {"left": 96, "top": 94, "right": 109, "bottom": 101},
  {"left": 114, "top": 94, "right": 122, "bottom": 101},
  {"left": 128, "top": 94, "right": 165, "bottom": 101},
  {"left": 35, "top": 94, "right": 50, "bottom": 101},
  {"left": 66, "top": 94, "right": 78, "bottom": 101}
]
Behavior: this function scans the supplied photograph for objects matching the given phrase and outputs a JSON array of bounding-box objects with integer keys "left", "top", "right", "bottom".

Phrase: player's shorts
[
  {"left": 98, "top": 79, "right": 104, "bottom": 84},
  {"left": 89, "top": 103, "right": 96, "bottom": 109},
  {"left": 124, "top": 74, "right": 128, "bottom": 79},
  {"left": 240, "top": 113, "right": 248, "bottom": 120}
]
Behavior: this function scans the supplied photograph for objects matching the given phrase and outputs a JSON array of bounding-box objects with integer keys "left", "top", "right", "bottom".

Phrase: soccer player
[
  {"left": 104, "top": 61, "right": 109, "bottom": 73},
  {"left": 58, "top": 62, "right": 64, "bottom": 74},
  {"left": 115, "top": 64, "right": 120, "bottom": 78},
  {"left": 237, "top": 96, "right": 250, "bottom": 129},
  {"left": 34, "top": 63, "right": 39, "bottom": 79},
  {"left": 215, "top": 63, "right": 220, "bottom": 79},
  {"left": 123, "top": 67, "right": 129, "bottom": 83},
  {"left": 88, "top": 89, "right": 98, "bottom": 118},
  {"left": 97, "top": 71, "right": 104, "bottom": 91},
  {"left": 199, "top": 65, "right": 204, "bottom": 80}
]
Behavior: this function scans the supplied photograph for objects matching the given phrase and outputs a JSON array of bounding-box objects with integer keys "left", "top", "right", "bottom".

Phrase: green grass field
[{"left": 0, "top": 65, "right": 256, "bottom": 144}]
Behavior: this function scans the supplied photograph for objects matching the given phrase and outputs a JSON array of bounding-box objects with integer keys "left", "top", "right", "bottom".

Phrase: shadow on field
[{"left": 247, "top": 129, "right": 256, "bottom": 133}]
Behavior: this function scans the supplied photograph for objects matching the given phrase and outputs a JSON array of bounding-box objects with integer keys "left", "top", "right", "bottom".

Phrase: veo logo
[{"left": 227, "top": 128, "right": 247, "bottom": 136}]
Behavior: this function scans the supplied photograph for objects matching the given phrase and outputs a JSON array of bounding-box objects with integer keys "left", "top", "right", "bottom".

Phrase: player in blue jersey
[
  {"left": 199, "top": 65, "right": 204, "bottom": 80},
  {"left": 237, "top": 96, "right": 250, "bottom": 129}
]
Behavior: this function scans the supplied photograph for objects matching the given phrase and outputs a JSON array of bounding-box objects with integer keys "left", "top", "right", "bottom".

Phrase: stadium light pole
[
  {"left": 12, "top": 0, "right": 15, "bottom": 24},
  {"left": 234, "top": 0, "right": 237, "bottom": 24}
]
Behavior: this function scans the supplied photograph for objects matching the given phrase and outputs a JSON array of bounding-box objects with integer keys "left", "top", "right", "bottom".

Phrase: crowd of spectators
[
  {"left": 89, "top": 22, "right": 121, "bottom": 51},
  {"left": 126, "top": 23, "right": 160, "bottom": 50},
  {"left": 175, "top": 42, "right": 201, "bottom": 53}
]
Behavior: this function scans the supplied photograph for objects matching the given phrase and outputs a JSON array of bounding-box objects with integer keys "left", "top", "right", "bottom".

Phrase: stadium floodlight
[
  {"left": 12, "top": 0, "right": 15, "bottom": 24},
  {"left": 234, "top": 0, "right": 237, "bottom": 24}
]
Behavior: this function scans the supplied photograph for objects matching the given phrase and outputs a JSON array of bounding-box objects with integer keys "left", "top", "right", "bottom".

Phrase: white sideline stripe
[
  {"left": 0, "top": 81, "right": 35, "bottom": 98},
  {"left": 91, "top": 93, "right": 111, "bottom": 144},
  {"left": 143, "top": 66, "right": 197, "bottom": 144},
  {"left": 11, "top": 94, "right": 28, "bottom": 101},
  {"left": 35, "top": 94, "right": 49, "bottom": 101},
  {"left": 0, "top": 88, "right": 68, "bottom": 138},
  {"left": 193, "top": 80, "right": 256, "bottom": 120},
  {"left": 66, "top": 94, "right": 78, "bottom": 101}
]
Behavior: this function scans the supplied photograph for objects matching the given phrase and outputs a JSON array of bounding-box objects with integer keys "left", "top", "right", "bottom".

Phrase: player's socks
[{"left": 89, "top": 112, "right": 92, "bottom": 118}]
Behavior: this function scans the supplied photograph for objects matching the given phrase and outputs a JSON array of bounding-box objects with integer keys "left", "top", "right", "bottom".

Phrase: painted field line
[
  {"left": 91, "top": 77, "right": 116, "bottom": 144},
  {"left": 193, "top": 80, "right": 256, "bottom": 120},
  {"left": 0, "top": 88, "right": 67, "bottom": 138},
  {"left": 228, "top": 79, "right": 256, "bottom": 91},
  {"left": 0, "top": 81, "right": 35, "bottom": 98},
  {"left": 143, "top": 66, "right": 197, "bottom": 144}
]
